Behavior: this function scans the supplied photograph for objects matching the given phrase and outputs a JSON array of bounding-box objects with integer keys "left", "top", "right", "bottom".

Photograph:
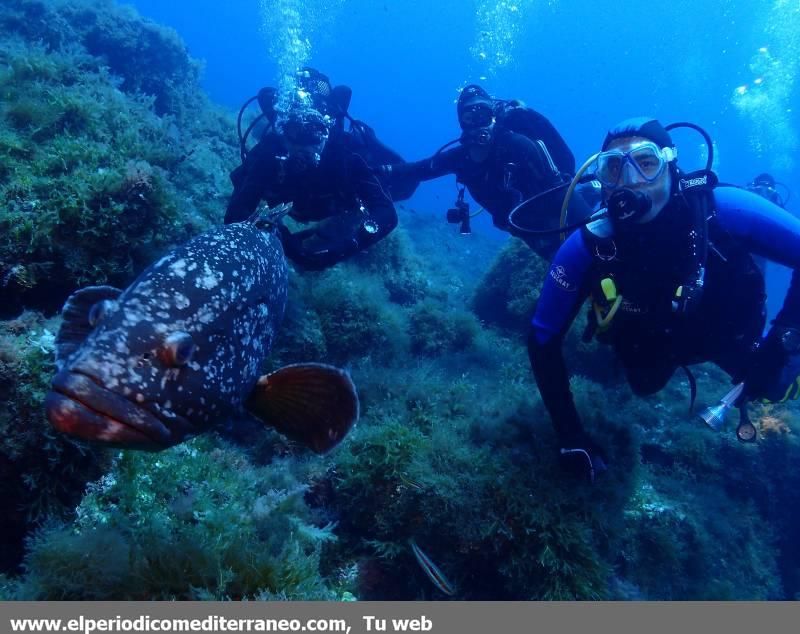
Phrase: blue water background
[{"left": 125, "top": 0, "right": 798, "bottom": 320}]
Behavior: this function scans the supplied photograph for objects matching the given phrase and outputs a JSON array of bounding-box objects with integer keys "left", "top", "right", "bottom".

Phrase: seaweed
[
  {"left": 2, "top": 0, "right": 798, "bottom": 602},
  {"left": 12, "top": 438, "right": 339, "bottom": 600},
  {"left": 0, "top": 0, "right": 239, "bottom": 313}
]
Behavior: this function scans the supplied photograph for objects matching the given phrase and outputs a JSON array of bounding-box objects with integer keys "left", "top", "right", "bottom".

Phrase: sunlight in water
[
  {"left": 732, "top": 1, "right": 799, "bottom": 171},
  {"left": 469, "top": 0, "right": 558, "bottom": 81},
  {"left": 258, "top": 0, "right": 345, "bottom": 112},
  {"left": 470, "top": 0, "right": 535, "bottom": 79}
]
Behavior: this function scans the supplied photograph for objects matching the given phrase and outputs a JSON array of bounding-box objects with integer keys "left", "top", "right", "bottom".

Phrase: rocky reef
[
  {"left": 1, "top": 0, "right": 798, "bottom": 601},
  {"left": 0, "top": 0, "right": 237, "bottom": 316}
]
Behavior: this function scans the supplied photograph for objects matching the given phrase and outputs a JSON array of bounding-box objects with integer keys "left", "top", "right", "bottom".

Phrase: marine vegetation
[
  {"left": 1, "top": 0, "right": 799, "bottom": 602},
  {"left": 0, "top": 312, "right": 107, "bottom": 573},
  {"left": 9, "top": 438, "right": 344, "bottom": 600},
  {"left": 0, "top": 0, "right": 238, "bottom": 315}
]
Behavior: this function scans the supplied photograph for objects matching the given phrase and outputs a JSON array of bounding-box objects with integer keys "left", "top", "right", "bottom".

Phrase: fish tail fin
[{"left": 245, "top": 363, "right": 359, "bottom": 453}]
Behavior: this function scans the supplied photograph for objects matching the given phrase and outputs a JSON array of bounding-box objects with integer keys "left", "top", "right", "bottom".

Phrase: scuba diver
[
  {"left": 226, "top": 68, "right": 403, "bottom": 270},
  {"left": 746, "top": 172, "right": 789, "bottom": 209},
  {"left": 234, "top": 68, "right": 417, "bottom": 202},
  {"left": 225, "top": 103, "right": 398, "bottom": 271},
  {"left": 381, "top": 84, "right": 592, "bottom": 258},
  {"left": 527, "top": 117, "right": 800, "bottom": 483}
]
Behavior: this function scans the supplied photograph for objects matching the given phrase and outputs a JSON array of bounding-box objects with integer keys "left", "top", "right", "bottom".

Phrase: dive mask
[
  {"left": 282, "top": 115, "right": 330, "bottom": 146},
  {"left": 459, "top": 102, "right": 495, "bottom": 130},
  {"left": 595, "top": 141, "right": 677, "bottom": 189},
  {"left": 281, "top": 108, "right": 330, "bottom": 145},
  {"left": 459, "top": 102, "right": 495, "bottom": 147},
  {"left": 281, "top": 110, "right": 330, "bottom": 168}
]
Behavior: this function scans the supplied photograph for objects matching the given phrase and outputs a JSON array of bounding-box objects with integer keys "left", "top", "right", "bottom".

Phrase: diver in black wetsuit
[
  {"left": 746, "top": 173, "right": 789, "bottom": 209},
  {"left": 382, "top": 85, "right": 591, "bottom": 259},
  {"left": 225, "top": 106, "right": 397, "bottom": 271}
]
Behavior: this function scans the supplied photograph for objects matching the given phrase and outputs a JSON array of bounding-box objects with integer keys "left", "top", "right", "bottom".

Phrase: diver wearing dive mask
[
  {"left": 528, "top": 116, "right": 800, "bottom": 483},
  {"left": 224, "top": 103, "right": 398, "bottom": 271},
  {"left": 746, "top": 173, "right": 788, "bottom": 209},
  {"left": 281, "top": 108, "right": 331, "bottom": 171},
  {"left": 459, "top": 100, "right": 496, "bottom": 148},
  {"left": 597, "top": 134, "right": 678, "bottom": 226},
  {"left": 379, "top": 84, "right": 588, "bottom": 260}
]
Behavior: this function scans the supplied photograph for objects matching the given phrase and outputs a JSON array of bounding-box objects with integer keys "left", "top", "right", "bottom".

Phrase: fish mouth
[{"left": 46, "top": 370, "right": 195, "bottom": 450}]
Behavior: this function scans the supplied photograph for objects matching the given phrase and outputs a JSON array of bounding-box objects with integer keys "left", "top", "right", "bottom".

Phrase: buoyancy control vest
[
  {"left": 493, "top": 101, "right": 576, "bottom": 176},
  {"left": 582, "top": 188, "right": 766, "bottom": 364}
]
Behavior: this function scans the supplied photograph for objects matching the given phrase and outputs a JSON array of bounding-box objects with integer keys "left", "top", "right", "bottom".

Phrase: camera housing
[{"left": 446, "top": 200, "right": 471, "bottom": 234}]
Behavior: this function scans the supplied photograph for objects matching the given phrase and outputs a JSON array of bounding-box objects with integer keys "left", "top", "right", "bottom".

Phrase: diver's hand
[
  {"left": 558, "top": 435, "right": 608, "bottom": 484},
  {"left": 747, "top": 326, "right": 800, "bottom": 402}
]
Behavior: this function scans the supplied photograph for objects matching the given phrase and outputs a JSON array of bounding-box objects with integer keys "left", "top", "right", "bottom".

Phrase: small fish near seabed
[{"left": 45, "top": 206, "right": 358, "bottom": 453}]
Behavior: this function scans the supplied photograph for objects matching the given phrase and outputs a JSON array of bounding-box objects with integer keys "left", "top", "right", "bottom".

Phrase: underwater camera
[{"left": 446, "top": 187, "right": 471, "bottom": 235}]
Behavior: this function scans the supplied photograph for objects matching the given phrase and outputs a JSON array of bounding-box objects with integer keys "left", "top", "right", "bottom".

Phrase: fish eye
[
  {"left": 161, "top": 331, "right": 196, "bottom": 367},
  {"left": 88, "top": 300, "right": 115, "bottom": 327}
]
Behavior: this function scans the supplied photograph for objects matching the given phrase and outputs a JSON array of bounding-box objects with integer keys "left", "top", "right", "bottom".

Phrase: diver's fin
[
  {"left": 245, "top": 363, "right": 359, "bottom": 454},
  {"left": 55, "top": 286, "right": 123, "bottom": 369}
]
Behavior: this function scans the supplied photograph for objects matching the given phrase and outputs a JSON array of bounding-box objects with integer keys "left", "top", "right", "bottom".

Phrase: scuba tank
[{"left": 237, "top": 87, "right": 278, "bottom": 163}]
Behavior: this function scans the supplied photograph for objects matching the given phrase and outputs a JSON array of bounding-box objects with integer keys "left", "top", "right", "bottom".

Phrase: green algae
[{"left": 0, "top": 0, "right": 798, "bottom": 603}]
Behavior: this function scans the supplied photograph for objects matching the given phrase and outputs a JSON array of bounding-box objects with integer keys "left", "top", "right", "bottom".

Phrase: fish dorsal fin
[
  {"left": 55, "top": 285, "right": 123, "bottom": 369},
  {"left": 252, "top": 202, "right": 294, "bottom": 230},
  {"left": 245, "top": 362, "right": 359, "bottom": 454}
]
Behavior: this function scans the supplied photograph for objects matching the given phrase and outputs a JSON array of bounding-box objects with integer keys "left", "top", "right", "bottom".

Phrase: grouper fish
[{"left": 45, "top": 211, "right": 358, "bottom": 452}]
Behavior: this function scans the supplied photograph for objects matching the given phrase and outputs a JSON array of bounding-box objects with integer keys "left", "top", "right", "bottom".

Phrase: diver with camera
[
  {"left": 381, "top": 85, "right": 591, "bottom": 259},
  {"left": 526, "top": 117, "right": 800, "bottom": 483},
  {"left": 226, "top": 71, "right": 397, "bottom": 271}
]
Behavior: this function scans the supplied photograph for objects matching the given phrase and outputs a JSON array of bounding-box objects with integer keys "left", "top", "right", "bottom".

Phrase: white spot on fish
[
  {"left": 174, "top": 293, "right": 190, "bottom": 310},
  {"left": 170, "top": 259, "right": 188, "bottom": 278},
  {"left": 196, "top": 263, "right": 221, "bottom": 290}
]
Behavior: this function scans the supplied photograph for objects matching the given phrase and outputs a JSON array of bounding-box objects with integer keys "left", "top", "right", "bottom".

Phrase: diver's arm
[
  {"left": 715, "top": 187, "right": 800, "bottom": 324},
  {"left": 282, "top": 157, "right": 397, "bottom": 271},
  {"left": 384, "top": 147, "right": 462, "bottom": 182},
  {"left": 351, "top": 155, "right": 399, "bottom": 247},
  {"left": 715, "top": 186, "right": 800, "bottom": 402},
  {"left": 527, "top": 231, "right": 593, "bottom": 445},
  {"left": 225, "top": 140, "right": 280, "bottom": 224}
]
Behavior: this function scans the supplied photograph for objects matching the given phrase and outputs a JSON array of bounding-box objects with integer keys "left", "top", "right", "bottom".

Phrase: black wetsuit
[
  {"left": 389, "top": 128, "right": 590, "bottom": 259},
  {"left": 225, "top": 135, "right": 397, "bottom": 270},
  {"left": 529, "top": 187, "right": 800, "bottom": 447}
]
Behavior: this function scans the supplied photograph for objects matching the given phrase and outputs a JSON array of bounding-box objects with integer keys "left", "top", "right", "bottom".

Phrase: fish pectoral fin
[
  {"left": 56, "top": 285, "right": 123, "bottom": 369},
  {"left": 245, "top": 363, "right": 359, "bottom": 454}
]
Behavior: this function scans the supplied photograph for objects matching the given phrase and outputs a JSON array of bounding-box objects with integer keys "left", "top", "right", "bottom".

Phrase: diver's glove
[
  {"left": 745, "top": 325, "right": 800, "bottom": 403},
  {"left": 557, "top": 433, "right": 608, "bottom": 484},
  {"left": 276, "top": 224, "right": 317, "bottom": 262},
  {"left": 277, "top": 224, "right": 354, "bottom": 271}
]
